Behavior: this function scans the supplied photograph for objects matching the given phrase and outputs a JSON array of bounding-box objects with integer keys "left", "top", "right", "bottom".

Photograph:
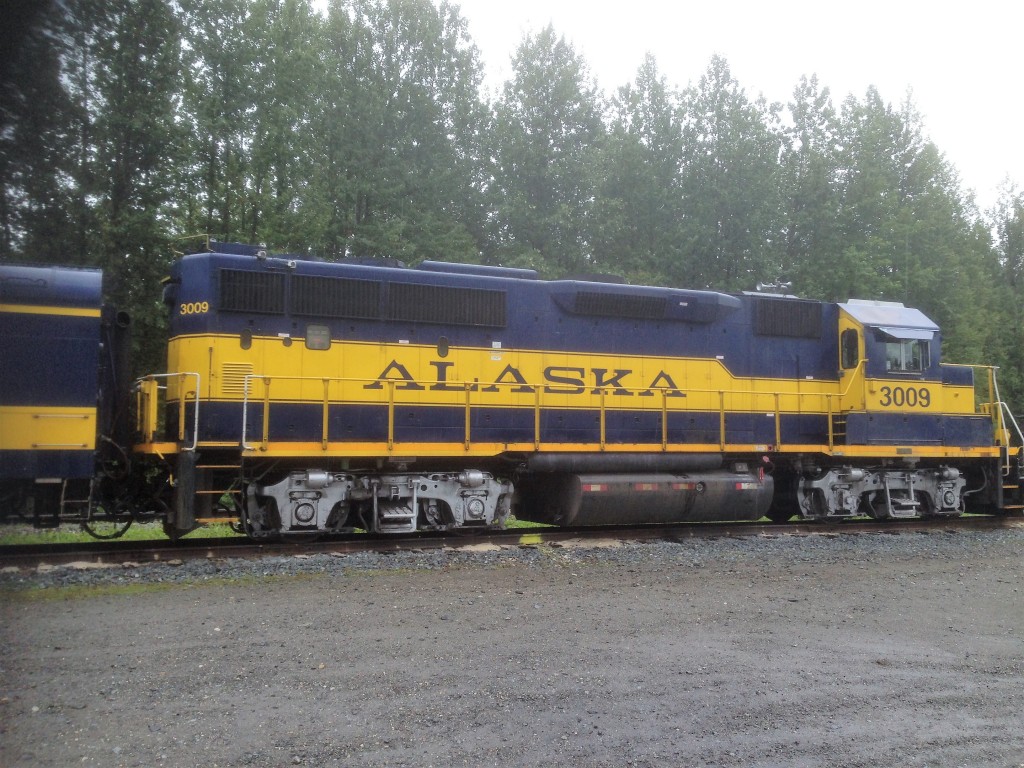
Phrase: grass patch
[
  {"left": 0, "top": 521, "right": 242, "bottom": 546},
  {"left": 504, "top": 515, "right": 553, "bottom": 529},
  {"left": 0, "top": 515, "right": 544, "bottom": 546}
]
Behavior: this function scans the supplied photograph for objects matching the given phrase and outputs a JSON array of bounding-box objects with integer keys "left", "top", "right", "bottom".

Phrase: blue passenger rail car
[
  {"left": 132, "top": 244, "right": 1018, "bottom": 538},
  {"left": 0, "top": 264, "right": 131, "bottom": 528}
]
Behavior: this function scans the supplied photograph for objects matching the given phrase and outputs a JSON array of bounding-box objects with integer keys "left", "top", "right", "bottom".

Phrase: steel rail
[{"left": 1, "top": 515, "right": 1022, "bottom": 572}]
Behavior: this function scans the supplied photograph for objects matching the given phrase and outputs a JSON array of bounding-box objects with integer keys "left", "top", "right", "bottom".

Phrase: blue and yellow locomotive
[
  {"left": 3, "top": 242, "right": 1021, "bottom": 537},
  {"left": 0, "top": 264, "right": 132, "bottom": 534},
  {"left": 133, "top": 242, "right": 1018, "bottom": 537}
]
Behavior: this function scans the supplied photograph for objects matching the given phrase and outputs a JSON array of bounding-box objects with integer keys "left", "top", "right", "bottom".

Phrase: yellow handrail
[
  {"left": 234, "top": 356, "right": 991, "bottom": 453},
  {"left": 133, "top": 372, "right": 201, "bottom": 450}
]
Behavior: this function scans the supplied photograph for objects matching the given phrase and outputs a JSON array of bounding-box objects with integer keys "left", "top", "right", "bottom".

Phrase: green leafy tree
[
  {"left": 307, "top": 0, "right": 487, "bottom": 262},
  {"left": 591, "top": 54, "right": 685, "bottom": 282},
  {"left": 988, "top": 184, "right": 1024, "bottom": 405},
  {"left": 830, "top": 88, "right": 923, "bottom": 300},
  {"left": 832, "top": 90, "right": 982, "bottom": 311},
  {"left": 86, "top": 0, "right": 180, "bottom": 373},
  {"left": 0, "top": 2, "right": 88, "bottom": 263},
  {"left": 242, "top": 0, "right": 322, "bottom": 250},
  {"left": 175, "top": 0, "right": 265, "bottom": 243},
  {"left": 676, "top": 55, "right": 784, "bottom": 290},
  {"left": 779, "top": 75, "right": 842, "bottom": 296},
  {"left": 490, "top": 25, "right": 604, "bottom": 275}
]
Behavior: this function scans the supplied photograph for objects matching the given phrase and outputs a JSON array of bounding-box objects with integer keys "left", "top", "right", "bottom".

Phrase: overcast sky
[{"left": 453, "top": 0, "right": 1021, "bottom": 212}]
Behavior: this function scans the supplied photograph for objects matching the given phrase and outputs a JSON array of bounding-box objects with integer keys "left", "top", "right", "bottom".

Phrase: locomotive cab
[
  {"left": 792, "top": 299, "right": 994, "bottom": 521},
  {"left": 840, "top": 299, "right": 940, "bottom": 381}
]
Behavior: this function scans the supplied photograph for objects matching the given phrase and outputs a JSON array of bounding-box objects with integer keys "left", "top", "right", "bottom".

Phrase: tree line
[{"left": 2, "top": 0, "right": 1024, "bottom": 408}]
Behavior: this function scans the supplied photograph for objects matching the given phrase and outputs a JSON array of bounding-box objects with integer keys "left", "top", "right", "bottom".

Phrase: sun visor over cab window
[{"left": 875, "top": 326, "right": 935, "bottom": 341}]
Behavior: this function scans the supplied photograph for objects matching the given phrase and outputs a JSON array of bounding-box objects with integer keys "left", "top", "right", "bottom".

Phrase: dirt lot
[{"left": 2, "top": 529, "right": 1023, "bottom": 767}]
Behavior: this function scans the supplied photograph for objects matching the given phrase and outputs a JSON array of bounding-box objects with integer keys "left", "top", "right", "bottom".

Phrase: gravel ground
[{"left": 1, "top": 528, "right": 1023, "bottom": 767}]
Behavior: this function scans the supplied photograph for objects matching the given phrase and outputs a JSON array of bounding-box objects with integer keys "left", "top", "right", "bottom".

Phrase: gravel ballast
[{"left": 2, "top": 528, "right": 1023, "bottom": 767}]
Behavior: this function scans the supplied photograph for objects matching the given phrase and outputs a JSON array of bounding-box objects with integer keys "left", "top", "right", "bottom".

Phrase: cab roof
[{"left": 839, "top": 299, "right": 938, "bottom": 332}]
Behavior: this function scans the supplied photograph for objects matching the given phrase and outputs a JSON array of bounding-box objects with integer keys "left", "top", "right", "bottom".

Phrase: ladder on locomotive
[
  {"left": 975, "top": 365, "right": 1024, "bottom": 513},
  {"left": 830, "top": 414, "right": 848, "bottom": 446},
  {"left": 995, "top": 400, "right": 1024, "bottom": 512},
  {"left": 192, "top": 459, "right": 245, "bottom": 524}
]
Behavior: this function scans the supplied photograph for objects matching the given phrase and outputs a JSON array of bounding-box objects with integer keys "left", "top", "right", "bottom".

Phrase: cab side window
[
  {"left": 885, "top": 339, "right": 929, "bottom": 373},
  {"left": 841, "top": 329, "right": 859, "bottom": 369}
]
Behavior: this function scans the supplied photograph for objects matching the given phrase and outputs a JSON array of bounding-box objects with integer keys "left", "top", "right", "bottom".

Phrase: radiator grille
[
  {"left": 754, "top": 298, "right": 822, "bottom": 338},
  {"left": 387, "top": 283, "right": 506, "bottom": 327},
  {"left": 290, "top": 275, "right": 381, "bottom": 319},
  {"left": 219, "top": 269, "right": 285, "bottom": 314},
  {"left": 573, "top": 291, "right": 667, "bottom": 319}
]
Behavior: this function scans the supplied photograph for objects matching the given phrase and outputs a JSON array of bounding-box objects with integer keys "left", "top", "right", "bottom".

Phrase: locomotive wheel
[{"left": 81, "top": 503, "right": 134, "bottom": 540}]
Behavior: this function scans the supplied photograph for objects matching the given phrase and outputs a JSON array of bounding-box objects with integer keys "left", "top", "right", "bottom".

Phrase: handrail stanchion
[
  {"left": 178, "top": 373, "right": 188, "bottom": 443},
  {"left": 534, "top": 387, "right": 542, "bottom": 450},
  {"left": 827, "top": 394, "right": 834, "bottom": 451},
  {"left": 661, "top": 389, "right": 668, "bottom": 451},
  {"left": 719, "top": 391, "right": 726, "bottom": 450},
  {"left": 599, "top": 388, "right": 607, "bottom": 450},
  {"left": 262, "top": 378, "right": 271, "bottom": 451},
  {"left": 387, "top": 380, "right": 395, "bottom": 451},
  {"left": 774, "top": 393, "right": 782, "bottom": 448},
  {"left": 322, "top": 378, "right": 330, "bottom": 451},
  {"left": 241, "top": 375, "right": 252, "bottom": 450},
  {"left": 464, "top": 382, "right": 472, "bottom": 450}
]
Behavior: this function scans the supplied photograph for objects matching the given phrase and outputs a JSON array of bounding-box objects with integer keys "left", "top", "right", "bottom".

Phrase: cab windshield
[{"left": 885, "top": 339, "right": 929, "bottom": 373}]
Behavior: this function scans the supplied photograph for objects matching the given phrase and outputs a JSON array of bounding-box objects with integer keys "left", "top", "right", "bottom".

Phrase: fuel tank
[{"left": 516, "top": 467, "right": 773, "bottom": 526}]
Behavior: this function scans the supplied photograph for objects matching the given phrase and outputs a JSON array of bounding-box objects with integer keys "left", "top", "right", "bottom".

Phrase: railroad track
[{"left": 2, "top": 515, "right": 1022, "bottom": 572}]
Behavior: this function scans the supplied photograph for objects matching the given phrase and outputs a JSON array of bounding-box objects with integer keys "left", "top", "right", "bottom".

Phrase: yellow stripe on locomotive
[
  {"left": 0, "top": 406, "right": 97, "bottom": 451},
  {"left": 148, "top": 329, "right": 994, "bottom": 463}
]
